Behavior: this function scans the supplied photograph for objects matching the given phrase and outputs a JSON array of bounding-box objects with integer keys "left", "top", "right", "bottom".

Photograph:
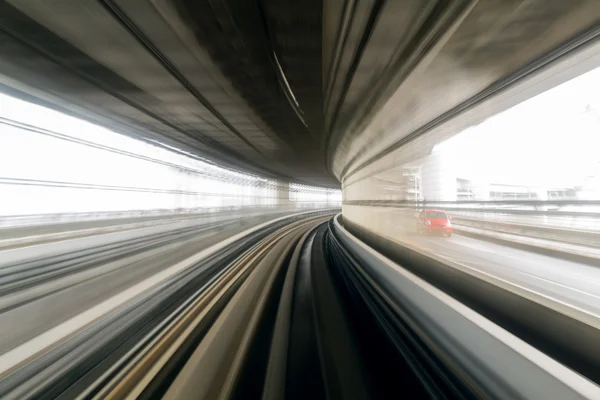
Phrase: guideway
[{"left": 1, "top": 211, "right": 597, "bottom": 399}]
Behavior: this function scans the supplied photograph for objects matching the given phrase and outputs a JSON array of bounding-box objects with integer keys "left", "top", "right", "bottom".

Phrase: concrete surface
[{"left": 344, "top": 205, "right": 600, "bottom": 321}]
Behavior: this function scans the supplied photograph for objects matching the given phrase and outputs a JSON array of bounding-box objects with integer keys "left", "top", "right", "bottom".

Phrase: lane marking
[
  {"left": 432, "top": 252, "right": 600, "bottom": 325},
  {"left": 411, "top": 230, "right": 600, "bottom": 293},
  {"left": 452, "top": 234, "right": 600, "bottom": 285},
  {"left": 412, "top": 237, "right": 600, "bottom": 311}
]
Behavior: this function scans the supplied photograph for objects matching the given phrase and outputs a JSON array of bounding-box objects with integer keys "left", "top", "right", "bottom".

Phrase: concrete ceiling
[
  {"left": 0, "top": 0, "right": 599, "bottom": 188},
  {"left": 0, "top": 0, "right": 331, "bottom": 186}
]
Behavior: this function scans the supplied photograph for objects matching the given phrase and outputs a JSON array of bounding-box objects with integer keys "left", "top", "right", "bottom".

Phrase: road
[{"left": 372, "top": 208, "right": 600, "bottom": 320}]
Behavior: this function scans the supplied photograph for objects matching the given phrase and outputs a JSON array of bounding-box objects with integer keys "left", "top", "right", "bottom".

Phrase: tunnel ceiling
[
  {"left": 1, "top": 0, "right": 599, "bottom": 188},
  {"left": 0, "top": 0, "right": 332, "bottom": 187}
]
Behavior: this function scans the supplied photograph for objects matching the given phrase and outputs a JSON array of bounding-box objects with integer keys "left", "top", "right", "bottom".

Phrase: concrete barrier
[{"left": 452, "top": 216, "right": 600, "bottom": 248}]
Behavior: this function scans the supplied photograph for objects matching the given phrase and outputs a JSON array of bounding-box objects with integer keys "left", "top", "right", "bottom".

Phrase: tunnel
[{"left": 1, "top": 0, "right": 600, "bottom": 398}]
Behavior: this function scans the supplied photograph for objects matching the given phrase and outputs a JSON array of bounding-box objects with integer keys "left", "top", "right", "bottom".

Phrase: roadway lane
[
  {"left": 366, "top": 207, "right": 600, "bottom": 320},
  {"left": 0, "top": 210, "right": 299, "bottom": 355}
]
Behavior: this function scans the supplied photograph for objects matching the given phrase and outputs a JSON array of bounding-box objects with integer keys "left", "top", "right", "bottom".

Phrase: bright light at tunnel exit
[
  {"left": 0, "top": 92, "right": 341, "bottom": 215},
  {"left": 434, "top": 66, "right": 600, "bottom": 197}
]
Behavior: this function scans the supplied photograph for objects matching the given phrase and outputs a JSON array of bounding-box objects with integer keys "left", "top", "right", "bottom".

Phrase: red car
[{"left": 416, "top": 209, "right": 452, "bottom": 237}]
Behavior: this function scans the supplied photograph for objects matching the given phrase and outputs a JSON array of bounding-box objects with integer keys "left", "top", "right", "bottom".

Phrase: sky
[{"left": 436, "top": 67, "right": 600, "bottom": 189}]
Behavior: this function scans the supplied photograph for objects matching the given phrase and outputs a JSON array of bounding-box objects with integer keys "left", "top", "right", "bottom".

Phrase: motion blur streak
[{"left": 2, "top": 0, "right": 600, "bottom": 399}]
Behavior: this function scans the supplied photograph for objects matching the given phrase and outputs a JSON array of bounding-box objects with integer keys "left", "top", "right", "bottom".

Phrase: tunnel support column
[{"left": 276, "top": 181, "right": 291, "bottom": 207}]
